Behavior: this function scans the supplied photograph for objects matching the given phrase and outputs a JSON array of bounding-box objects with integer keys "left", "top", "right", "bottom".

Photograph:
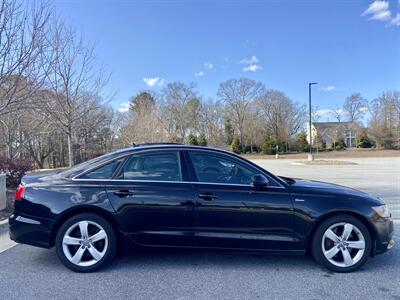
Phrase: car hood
[{"left": 282, "top": 176, "right": 383, "bottom": 204}]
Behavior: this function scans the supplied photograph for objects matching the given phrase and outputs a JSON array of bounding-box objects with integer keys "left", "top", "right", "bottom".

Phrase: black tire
[
  {"left": 311, "top": 214, "right": 372, "bottom": 273},
  {"left": 55, "top": 213, "right": 117, "bottom": 272}
]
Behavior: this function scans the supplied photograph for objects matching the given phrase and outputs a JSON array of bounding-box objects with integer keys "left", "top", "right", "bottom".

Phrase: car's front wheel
[
  {"left": 55, "top": 213, "right": 117, "bottom": 272},
  {"left": 312, "top": 215, "right": 372, "bottom": 272}
]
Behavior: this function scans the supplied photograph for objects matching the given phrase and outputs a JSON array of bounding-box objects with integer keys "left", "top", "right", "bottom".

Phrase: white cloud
[
  {"left": 242, "top": 64, "right": 262, "bottom": 72},
  {"left": 315, "top": 109, "right": 334, "bottom": 118},
  {"left": 118, "top": 102, "right": 130, "bottom": 113},
  {"left": 370, "top": 9, "right": 391, "bottom": 20},
  {"left": 362, "top": 1, "right": 389, "bottom": 16},
  {"left": 362, "top": 1, "right": 391, "bottom": 21},
  {"left": 204, "top": 62, "right": 213, "bottom": 70},
  {"left": 194, "top": 71, "right": 205, "bottom": 77},
  {"left": 391, "top": 13, "right": 400, "bottom": 26},
  {"left": 143, "top": 77, "right": 165, "bottom": 87},
  {"left": 320, "top": 85, "right": 336, "bottom": 92},
  {"left": 240, "top": 55, "right": 259, "bottom": 65}
]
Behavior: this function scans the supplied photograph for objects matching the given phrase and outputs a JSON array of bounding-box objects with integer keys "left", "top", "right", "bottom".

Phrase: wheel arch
[
  {"left": 49, "top": 206, "right": 123, "bottom": 247},
  {"left": 306, "top": 210, "right": 378, "bottom": 255}
]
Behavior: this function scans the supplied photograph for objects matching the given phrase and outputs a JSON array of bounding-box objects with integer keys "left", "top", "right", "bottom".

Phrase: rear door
[
  {"left": 185, "top": 150, "right": 295, "bottom": 251},
  {"left": 105, "top": 149, "right": 197, "bottom": 247}
]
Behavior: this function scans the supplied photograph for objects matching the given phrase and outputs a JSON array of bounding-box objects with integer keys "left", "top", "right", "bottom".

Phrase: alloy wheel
[
  {"left": 62, "top": 220, "right": 109, "bottom": 267},
  {"left": 321, "top": 222, "right": 366, "bottom": 268}
]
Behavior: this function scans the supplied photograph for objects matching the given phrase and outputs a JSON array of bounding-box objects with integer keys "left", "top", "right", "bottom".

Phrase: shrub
[
  {"left": 0, "top": 157, "right": 34, "bottom": 187},
  {"left": 230, "top": 137, "right": 242, "bottom": 154},
  {"left": 296, "top": 132, "right": 309, "bottom": 152},
  {"left": 335, "top": 139, "right": 347, "bottom": 151},
  {"left": 187, "top": 134, "right": 198, "bottom": 145},
  {"left": 262, "top": 134, "right": 276, "bottom": 155},
  {"left": 197, "top": 134, "right": 207, "bottom": 146},
  {"left": 358, "top": 136, "right": 373, "bottom": 148}
]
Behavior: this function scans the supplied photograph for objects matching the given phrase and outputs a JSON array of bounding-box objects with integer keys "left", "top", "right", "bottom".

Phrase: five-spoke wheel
[
  {"left": 312, "top": 215, "right": 371, "bottom": 272},
  {"left": 56, "top": 213, "right": 116, "bottom": 272}
]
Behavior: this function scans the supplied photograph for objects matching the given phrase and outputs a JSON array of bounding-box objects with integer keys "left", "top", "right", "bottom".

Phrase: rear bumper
[
  {"left": 373, "top": 217, "right": 394, "bottom": 255},
  {"left": 9, "top": 213, "right": 53, "bottom": 248}
]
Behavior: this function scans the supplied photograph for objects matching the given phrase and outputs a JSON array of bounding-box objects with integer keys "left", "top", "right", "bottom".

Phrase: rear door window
[{"left": 117, "top": 151, "right": 182, "bottom": 182}]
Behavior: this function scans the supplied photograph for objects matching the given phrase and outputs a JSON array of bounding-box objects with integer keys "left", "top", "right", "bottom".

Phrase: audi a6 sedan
[{"left": 9, "top": 144, "right": 394, "bottom": 272}]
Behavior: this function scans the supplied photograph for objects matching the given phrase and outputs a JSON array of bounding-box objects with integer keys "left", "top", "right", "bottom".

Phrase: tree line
[{"left": 0, "top": 0, "right": 399, "bottom": 171}]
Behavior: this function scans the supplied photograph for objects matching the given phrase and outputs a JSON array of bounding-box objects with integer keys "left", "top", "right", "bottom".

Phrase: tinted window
[
  {"left": 189, "top": 152, "right": 256, "bottom": 185},
  {"left": 80, "top": 158, "right": 125, "bottom": 179},
  {"left": 119, "top": 151, "right": 182, "bottom": 182}
]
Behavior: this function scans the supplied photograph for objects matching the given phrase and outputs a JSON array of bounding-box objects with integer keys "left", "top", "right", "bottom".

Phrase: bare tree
[
  {"left": 198, "top": 99, "right": 225, "bottom": 147},
  {"left": 257, "top": 89, "right": 306, "bottom": 147},
  {"left": 161, "top": 82, "right": 200, "bottom": 142},
  {"left": 0, "top": 0, "right": 52, "bottom": 115},
  {"left": 43, "top": 22, "right": 108, "bottom": 166},
  {"left": 217, "top": 78, "right": 265, "bottom": 146},
  {"left": 332, "top": 105, "right": 343, "bottom": 122},
  {"left": 126, "top": 91, "right": 164, "bottom": 144},
  {"left": 343, "top": 93, "right": 368, "bottom": 122}
]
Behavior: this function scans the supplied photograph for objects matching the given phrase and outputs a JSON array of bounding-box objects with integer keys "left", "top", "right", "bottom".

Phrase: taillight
[{"left": 15, "top": 185, "right": 26, "bottom": 201}]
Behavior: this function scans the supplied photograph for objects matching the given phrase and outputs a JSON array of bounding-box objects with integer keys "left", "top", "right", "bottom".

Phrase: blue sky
[{"left": 54, "top": 0, "right": 400, "bottom": 120}]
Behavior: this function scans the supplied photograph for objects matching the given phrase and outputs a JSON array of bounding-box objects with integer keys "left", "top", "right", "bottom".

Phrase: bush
[
  {"left": 230, "top": 137, "right": 242, "bottom": 154},
  {"left": 296, "top": 132, "right": 309, "bottom": 152},
  {"left": 187, "top": 134, "right": 198, "bottom": 145},
  {"left": 358, "top": 136, "right": 373, "bottom": 148},
  {"left": 262, "top": 134, "right": 276, "bottom": 155},
  {"left": 333, "top": 139, "right": 347, "bottom": 151},
  {"left": 0, "top": 157, "right": 34, "bottom": 187},
  {"left": 197, "top": 134, "right": 207, "bottom": 146}
]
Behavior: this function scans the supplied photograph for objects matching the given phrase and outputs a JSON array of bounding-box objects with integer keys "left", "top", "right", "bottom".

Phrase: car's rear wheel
[
  {"left": 55, "top": 213, "right": 117, "bottom": 272},
  {"left": 312, "top": 215, "right": 372, "bottom": 272}
]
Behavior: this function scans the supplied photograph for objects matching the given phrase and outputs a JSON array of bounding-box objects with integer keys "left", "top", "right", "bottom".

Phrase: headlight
[{"left": 372, "top": 205, "right": 391, "bottom": 218}]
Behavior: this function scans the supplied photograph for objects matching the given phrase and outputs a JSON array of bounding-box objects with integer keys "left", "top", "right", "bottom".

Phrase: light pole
[{"left": 308, "top": 82, "right": 318, "bottom": 161}]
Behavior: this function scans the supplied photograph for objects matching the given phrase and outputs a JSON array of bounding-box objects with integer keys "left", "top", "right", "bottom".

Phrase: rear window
[{"left": 79, "top": 158, "right": 125, "bottom": 179}]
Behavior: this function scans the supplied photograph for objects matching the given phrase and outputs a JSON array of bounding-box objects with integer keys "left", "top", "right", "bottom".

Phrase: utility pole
[{"left": 308, "top": 82, "right": 318, "bottom": 161}]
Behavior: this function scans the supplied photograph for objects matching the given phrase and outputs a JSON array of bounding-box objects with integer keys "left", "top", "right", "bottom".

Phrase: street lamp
[{"left": 308, "top": 82, "right": 318, "bottom": 161}]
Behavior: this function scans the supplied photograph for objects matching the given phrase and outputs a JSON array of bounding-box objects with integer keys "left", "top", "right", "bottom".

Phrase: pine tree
[
  {"left": 187, "top": 134, "right": 198, "bottom": 145},
  {"left": 231, "top": 136, "right": 242, "bottom": 154},
  {"left": 197, "top": 134, "right": 207, "bottom": 146}
]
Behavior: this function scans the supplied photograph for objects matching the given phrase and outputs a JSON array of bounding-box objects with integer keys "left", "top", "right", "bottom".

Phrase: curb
[
  {"left": 0, "top": 218, "right": 8, "bottom": 235},
  {"left": 0, "top": 218, "right": 16, "bottom": 253}
]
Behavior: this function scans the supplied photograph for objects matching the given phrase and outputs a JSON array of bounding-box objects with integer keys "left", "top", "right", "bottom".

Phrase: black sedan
[{"left": 9, "top": 144, "right": 394, "bottom": 272}]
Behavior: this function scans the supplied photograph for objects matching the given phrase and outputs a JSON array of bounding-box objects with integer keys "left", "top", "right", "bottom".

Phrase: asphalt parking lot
[{"left": 0, "top": 156, "right": 398, "bottom": 299}]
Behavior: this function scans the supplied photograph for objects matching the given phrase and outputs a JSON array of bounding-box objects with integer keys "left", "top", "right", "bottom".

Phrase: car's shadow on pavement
[{"left": 25, "top": 243, "right": 398, "bottom": 274}]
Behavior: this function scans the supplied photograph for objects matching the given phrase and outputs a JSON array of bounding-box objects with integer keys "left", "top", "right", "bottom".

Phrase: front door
[
  {"left": 106, "top": 150, "right": 196, "bottom": 247},
  {"left": 186, "top": 150, "right": 295, "bottom": 251}
]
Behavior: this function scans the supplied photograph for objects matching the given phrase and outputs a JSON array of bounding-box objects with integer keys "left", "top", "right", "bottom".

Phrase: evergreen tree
[
  {"left": 231, "top": 136, "right": 242, "bottom": 154},
  {"left": 197, "top": 134, "right": 207, "bottom": 146},
  {"left": 224, "top": 118, "right": 234, "bottom": 145},
  {"left": 296, "top": 132, "right": 309, "bottom": 152},
  {"left": 262, "top": 134, "right": 276, "bottom": 155},
  {"left": 187, "top": 134, "right": 198, "bottom": 145}
]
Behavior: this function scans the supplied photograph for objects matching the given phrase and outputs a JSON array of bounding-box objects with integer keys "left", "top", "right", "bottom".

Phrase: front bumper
[
  {"left": 9, "top": 213, "right": 53, "bottom": 248},
  {"left": 372, "top": 217, "right": 394, "bottom": 255}
]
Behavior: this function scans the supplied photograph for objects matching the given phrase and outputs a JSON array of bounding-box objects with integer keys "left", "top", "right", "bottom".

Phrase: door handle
[
  {"left": 113, "top": 190, "right": 134, "bottom": 197},
  {"left": 198, "top": 193, "right": 218, "bottom": 201}
]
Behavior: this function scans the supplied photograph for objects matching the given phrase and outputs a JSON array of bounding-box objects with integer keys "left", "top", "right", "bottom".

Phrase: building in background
[{"left": 307, "top": 122, "right": 358, "bottom": 148}]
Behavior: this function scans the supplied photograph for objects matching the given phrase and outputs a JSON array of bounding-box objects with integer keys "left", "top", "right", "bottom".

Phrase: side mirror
[{"left": 252, "top": 174, "right": 269, "bottom": 189}]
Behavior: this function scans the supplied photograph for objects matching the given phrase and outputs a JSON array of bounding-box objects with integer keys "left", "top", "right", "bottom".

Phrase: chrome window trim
[
  {"left": 70, "top": 177, "right": 285, "bottom": 189},
  {"left": 71, "top": 146, "right": 285, "bottom": 189}
]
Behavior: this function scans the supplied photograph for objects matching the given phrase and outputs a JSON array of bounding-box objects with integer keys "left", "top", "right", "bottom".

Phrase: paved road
[
  {"left": 0, "top": 156, "right": 398, "bottom": 299},
  {"left": 252, "top": 157, "right": 400, "bottom": 219},
  {"left": 0, "top": 226, "right": 398, "bottom": 299}
]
